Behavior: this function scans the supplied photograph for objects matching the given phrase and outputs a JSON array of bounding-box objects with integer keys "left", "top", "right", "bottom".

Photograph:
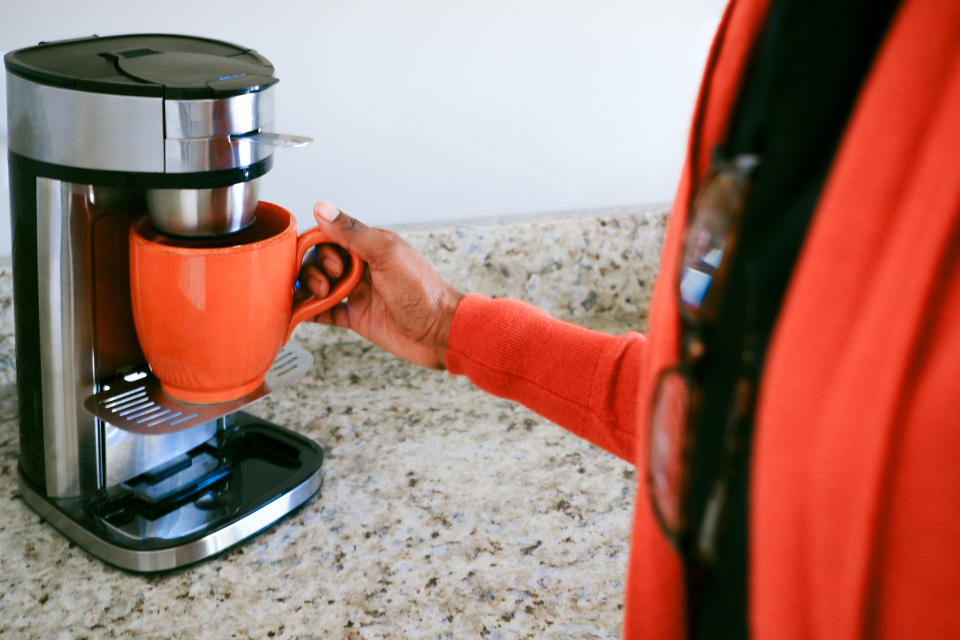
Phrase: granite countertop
[{"left": 0, "top": 205, "right": 667, "bottom": 640}]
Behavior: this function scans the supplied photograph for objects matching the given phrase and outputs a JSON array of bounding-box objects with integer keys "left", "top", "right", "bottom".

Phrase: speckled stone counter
[{"left": 0, "top": 205, "right": 667, "bottom": 640}]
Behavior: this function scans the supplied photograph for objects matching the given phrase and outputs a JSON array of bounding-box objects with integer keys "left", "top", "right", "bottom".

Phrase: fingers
[
  {"left": 313, "top": 201, "right": 399, "bottom": 267},
  {"left": 298, "top": 243, "right": 348, "bottom": 296},
  {"left": 298, "top": 263, "right": 330, "bottom": 298},
  {"left": 312, "top": 244, "right": 344, "bottom": 277}
]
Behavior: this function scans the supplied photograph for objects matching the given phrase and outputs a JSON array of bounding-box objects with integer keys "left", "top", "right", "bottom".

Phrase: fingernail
[{"left": 315, "top": 201, "right": 340, "bottom": 221}]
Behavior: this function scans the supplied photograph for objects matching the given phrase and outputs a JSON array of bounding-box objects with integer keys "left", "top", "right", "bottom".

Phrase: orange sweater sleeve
[{"left": 445, "top": 294, "right": 646, "bottom": 463}]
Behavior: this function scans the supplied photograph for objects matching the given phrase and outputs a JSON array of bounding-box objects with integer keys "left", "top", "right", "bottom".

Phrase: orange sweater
[{"left": 446, "top": 0, "right": 960, "bottom": 637}]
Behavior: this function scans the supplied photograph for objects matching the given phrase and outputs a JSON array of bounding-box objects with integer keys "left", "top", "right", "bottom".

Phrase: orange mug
[{"left": 129, "top": 201, "right": 362, "bottom": 404}]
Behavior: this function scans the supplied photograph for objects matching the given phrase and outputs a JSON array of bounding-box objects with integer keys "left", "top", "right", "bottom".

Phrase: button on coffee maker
[{"left": 5, "top": 34, "right": 334, "bottom": 571}]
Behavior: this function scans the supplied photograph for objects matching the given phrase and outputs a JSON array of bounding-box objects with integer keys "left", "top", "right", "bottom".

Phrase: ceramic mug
[{"left": 129, "top": 200, "right": 362, "bottom": 404}]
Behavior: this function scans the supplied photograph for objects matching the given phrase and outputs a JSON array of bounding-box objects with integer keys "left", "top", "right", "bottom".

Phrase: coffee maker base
[{"left": 18, "top": 413, "right": 324, "bottom": 573}]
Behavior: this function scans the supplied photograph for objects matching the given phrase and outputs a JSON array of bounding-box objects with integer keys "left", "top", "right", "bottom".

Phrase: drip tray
[
  {"left": 97, "top": 418, "right": 317, "bottom": 544},
  {"left": 84, "top": 344, "right": 313, "bottom": 434},
  {"left": 20, "top": 414, "right": 325, "bottom": 573}
]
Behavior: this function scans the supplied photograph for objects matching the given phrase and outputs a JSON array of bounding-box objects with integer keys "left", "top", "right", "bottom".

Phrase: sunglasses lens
[
  {"left": 650, "top": 154, "right": 759, "bottom": 557},
  {"left": 648, "top": 368, "right": 691, "bottom": 535},
  {"left": 678, "top": 166, "right": 752, "bottom": 318}
]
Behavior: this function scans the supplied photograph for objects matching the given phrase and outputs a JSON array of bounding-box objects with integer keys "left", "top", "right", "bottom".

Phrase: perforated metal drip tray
[{"left": 84, "top": 344, "right": 312, "bottom": 434}]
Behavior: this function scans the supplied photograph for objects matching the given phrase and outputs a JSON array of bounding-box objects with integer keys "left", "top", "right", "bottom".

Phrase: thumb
[{"left": 312, "top": 201, "right": 386, "bottom": 264}]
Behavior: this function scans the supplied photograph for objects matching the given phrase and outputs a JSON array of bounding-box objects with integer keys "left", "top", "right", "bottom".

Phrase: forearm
[{"left": 445, "top": 294, "right": 645, "bottom": 463}]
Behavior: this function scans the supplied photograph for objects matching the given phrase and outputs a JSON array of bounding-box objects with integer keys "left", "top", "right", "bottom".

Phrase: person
[{"left": 299, "top": 0, "right": 960, "bottom": 637}]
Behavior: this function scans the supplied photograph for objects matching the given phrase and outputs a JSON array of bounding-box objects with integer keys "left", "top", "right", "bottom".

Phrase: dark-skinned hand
[{"left": 297, "top": 201, "right": 464, "bottom": 370}]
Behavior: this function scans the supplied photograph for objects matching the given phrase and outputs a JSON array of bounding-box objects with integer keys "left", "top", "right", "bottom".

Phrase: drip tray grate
[{"left": 84, "top": 344, "right": 313, "bottom": 435}]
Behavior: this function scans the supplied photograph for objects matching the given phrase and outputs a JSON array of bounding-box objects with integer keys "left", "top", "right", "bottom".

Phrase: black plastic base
[{"left": 19, "top": 413, "right": 324, "bottom": 573}]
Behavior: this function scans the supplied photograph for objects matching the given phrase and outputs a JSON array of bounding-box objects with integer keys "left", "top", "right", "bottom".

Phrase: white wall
[{"left": 1, "top": 0, "right": 726, "bottom": 256}]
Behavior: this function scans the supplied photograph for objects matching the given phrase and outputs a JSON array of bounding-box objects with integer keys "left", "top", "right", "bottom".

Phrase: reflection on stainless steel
[
  {"left": 36, "top": 178, "right": 101, "bottom": 497},
  {"left": 6, "top": 74, "right": 285, "bottom": 174},
  {"left": 104, "top": 493, "right": 241, "bottom": 542},
  {"left": 145, "top": 178, "right": 260, "bottom": 236},
  {"left": 163, "top": 88, "right": 276, "bottom": 173},
  {"left": 165, "top": 87, "right": 274, "bottom": 139},
  {"left": 162, "top": 135, "right": 270, "bottom": 174},
  {"left": 104, "top": 420, "right": 218, "bottom": 488},
  {"left": 7, "top": 74, "right": 164, "bottom": 173},
  {"left": 85, "top": 344, "right": 314, "bottom": 435},
  {"left": 90, "top": 185, "right": 145, "bottom": 210},
  {"left": 130, "top": 451, "right": 220, "bottom": 503}
]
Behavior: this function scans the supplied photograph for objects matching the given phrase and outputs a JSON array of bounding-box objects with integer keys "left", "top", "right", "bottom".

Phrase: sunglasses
[{"left": 647, "top": 153, "right": 760, "bottom": 565}]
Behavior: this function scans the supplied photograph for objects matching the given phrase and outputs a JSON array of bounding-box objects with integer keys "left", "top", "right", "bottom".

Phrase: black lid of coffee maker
[{"left": 4, "top": 34, "right": 278, "bottom": 99}]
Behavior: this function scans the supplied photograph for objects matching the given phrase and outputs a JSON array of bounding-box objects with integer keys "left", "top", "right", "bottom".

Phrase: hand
[{"left": 298, "top": 201, "right": 465, "bottom": 370}]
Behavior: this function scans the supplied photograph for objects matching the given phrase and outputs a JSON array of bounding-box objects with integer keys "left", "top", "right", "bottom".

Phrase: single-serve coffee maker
[{"left": 5, "top": 34, "right": 330, "bottom": 572}]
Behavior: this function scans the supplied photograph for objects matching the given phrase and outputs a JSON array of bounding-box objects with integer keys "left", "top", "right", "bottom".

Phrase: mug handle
[{"left": 286, "top": 226, "right": 364, "bottom": 342}]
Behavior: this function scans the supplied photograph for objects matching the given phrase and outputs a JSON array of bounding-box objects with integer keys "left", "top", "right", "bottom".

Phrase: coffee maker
[{"left": 5, "top": 34, "right": 324, "bottom": 571}]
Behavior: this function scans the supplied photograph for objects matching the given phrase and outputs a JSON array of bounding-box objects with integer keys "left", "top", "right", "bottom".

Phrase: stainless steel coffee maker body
[{"left": 5, "top": 35, "right": 323, "bottom": 572}]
